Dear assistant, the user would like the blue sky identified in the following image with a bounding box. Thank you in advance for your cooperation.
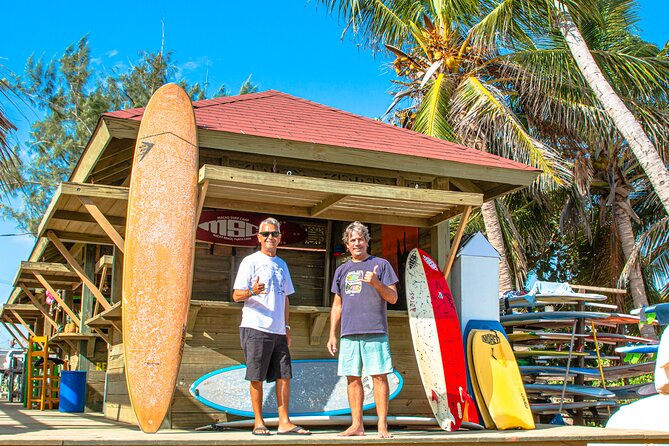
[1,0,667,346]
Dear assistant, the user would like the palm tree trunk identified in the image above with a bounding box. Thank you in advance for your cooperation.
[614,196,657,340]
[554,0,669,216]
[481,200,514,294]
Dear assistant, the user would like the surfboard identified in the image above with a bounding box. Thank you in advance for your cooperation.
[468,329,535,430]
[190,359,403,417]
[520,363,655,380]
[462,319,504,427]
[122,83,199,433]
[531,400,617,414]
[501,311,608,323]
[502,293,607,306]
[413,248,477,428]
[523,383,615,399]
[198,415,441,430]
[512,349,589,358]
[609,383,657,400]
[405,248,456,431]
[615,344,659,354]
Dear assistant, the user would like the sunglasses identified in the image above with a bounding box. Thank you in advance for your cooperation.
[258,231,281,238]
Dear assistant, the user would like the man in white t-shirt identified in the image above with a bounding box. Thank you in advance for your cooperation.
[232,217,310,436]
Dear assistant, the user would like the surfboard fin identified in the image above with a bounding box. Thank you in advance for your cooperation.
[431,389,439,403]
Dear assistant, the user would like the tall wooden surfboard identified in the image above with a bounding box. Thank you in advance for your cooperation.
[122,83,199,433]
[405,248,476,430]
[468,329,534,430]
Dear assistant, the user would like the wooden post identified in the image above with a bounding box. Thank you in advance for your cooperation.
[77,196,125,252]
[79,244,97,374]
[46,231,111,311]
[443,205,473,279]
[2,318,28,343]
[9,310,36,337]
[110,247,124,306]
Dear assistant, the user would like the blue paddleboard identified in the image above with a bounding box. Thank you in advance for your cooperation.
[190,359,403,417]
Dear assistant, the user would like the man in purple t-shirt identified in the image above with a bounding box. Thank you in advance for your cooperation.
[327,221,398,438]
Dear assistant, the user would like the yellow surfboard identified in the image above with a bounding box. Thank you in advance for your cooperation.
[122,83,199,433]
[466,329,495,429]
[468,329,534,430]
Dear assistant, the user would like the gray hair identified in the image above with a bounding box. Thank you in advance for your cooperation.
[259,217,281,232]
[342,221,370,244]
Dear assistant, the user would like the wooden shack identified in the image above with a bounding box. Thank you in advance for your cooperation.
[1,90,539,427]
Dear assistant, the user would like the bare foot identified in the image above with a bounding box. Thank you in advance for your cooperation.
[338,425,365,436]
[378,421,392,438]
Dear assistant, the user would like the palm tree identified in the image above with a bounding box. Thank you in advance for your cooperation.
[318,0,574,291]
[317,0,669,300]
[548,0,669,215]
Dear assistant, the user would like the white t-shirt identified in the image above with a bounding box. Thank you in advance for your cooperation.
[233,250,295,335]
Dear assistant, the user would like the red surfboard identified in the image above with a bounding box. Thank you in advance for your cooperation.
[415,249,478,428]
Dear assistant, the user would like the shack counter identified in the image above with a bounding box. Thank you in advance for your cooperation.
[2,90,540,427]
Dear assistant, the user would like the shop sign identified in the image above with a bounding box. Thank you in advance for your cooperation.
[196,210,324,248]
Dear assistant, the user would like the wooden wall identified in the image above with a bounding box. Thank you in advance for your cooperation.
[191,243,325,307]
[104,303,431,428]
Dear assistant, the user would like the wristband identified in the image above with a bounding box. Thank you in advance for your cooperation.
[249,288,257,297]
[285,325,291,330]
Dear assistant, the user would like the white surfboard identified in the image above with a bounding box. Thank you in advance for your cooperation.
[196,415,485,431]
[404,249,454,431]
[190,359,403,417]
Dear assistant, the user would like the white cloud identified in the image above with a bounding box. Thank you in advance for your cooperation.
[107,49,119,58]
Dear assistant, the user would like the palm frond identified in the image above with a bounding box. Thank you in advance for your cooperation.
[451,76,572,189]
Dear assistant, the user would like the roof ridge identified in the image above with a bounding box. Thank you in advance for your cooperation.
[193,90,281,109]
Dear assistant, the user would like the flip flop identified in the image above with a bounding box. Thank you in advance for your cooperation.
[252,426,271,436]
[277,425,311,435]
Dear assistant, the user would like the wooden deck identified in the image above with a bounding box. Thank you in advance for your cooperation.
[2,402,669,446]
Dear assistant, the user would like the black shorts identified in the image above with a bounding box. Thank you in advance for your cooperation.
[240,327,292,382]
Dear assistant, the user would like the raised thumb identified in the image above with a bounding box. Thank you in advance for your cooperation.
[373,265,379,274]
[255,276,260,283]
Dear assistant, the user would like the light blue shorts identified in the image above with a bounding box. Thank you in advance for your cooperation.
[338,334,393,377]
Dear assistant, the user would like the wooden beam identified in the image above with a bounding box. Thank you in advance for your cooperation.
[192,129,540,186]
[52,210,126,227]
[2,318,28,343]
[204,197,431,227]
[201,165,484,207]
[71,119,113,183]
[91,327,110,344]
[185,304,201,339]
[309,313,329,346]
[310,194,347,217]
[45,231,117,245]
[19,284,59,328]
[443,205,473,280]
[77,196,125,252]
[196,180,209,225]
[32,272,81,327]
[46,231,112,311]
[449,177,483,193]
[9,310,36,337]
[1,321,26,348]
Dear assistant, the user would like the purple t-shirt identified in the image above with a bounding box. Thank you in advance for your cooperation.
[331,256,399,336]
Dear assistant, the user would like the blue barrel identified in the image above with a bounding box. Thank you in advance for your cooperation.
[59,370,87,412]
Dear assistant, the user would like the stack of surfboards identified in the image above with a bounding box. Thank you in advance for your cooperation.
[499,289,660,422]
[404,248,478,431]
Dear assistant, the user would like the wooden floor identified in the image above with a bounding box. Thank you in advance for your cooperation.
[2,402,669,446]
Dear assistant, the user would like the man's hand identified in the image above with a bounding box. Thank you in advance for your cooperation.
[286,329,292,347]
[326,336,338,356]
[251,275,266,295]
[363,265,380,286]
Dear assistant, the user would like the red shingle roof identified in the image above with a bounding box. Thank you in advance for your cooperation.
[104,90,538,173]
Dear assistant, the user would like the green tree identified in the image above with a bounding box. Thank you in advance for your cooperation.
[0,72,20,196]
[2,36,257,233]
